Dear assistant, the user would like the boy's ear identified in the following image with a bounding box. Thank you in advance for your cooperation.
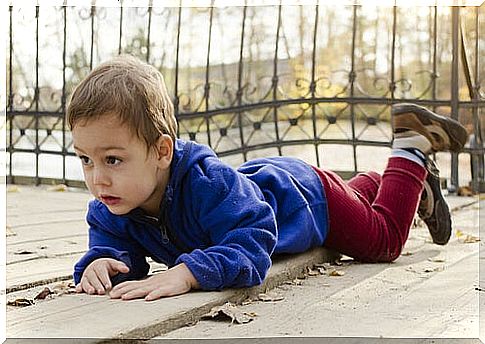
[154,134,173,168]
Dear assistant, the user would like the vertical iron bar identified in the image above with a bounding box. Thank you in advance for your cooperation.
[390,4,397,100]
[35,5,40,185]
[311,4,320,167]
[450,6,460,190]
[236,5,247,162]
[471,6,483,190]
[146,1,152,62]
[174,2,182,136]
[90,4,95,69]
[350,5,358,174]
[429,5,438,163]
[204,4,214,147]
[118,1,123,55]
[431,5,437,101]
[62,4,67,183]
[8,5,13,183]
[272,3,282,156]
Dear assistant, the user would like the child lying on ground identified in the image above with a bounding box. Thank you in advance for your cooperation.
[68,55,468,301]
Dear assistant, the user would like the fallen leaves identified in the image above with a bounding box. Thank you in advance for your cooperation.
[457,186,474,197]
[257,291,284,302]
[328,269,346,277]
[405,265,444,274]
[47,184,68,192]
[456,230,480,243]
[34,287,53,300]
[310,263,346,277]
[7,185,20,193]
[14,249,35,255]
[202,303,257,324]
[428,257,446,263]
[7,281,76,308]
[6,225,16,237]
[7,298,34,307]
[284,278,303,286]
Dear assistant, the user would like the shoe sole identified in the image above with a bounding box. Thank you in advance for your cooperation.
[392,103,468,152]
[419,159,452,245]
[425,198,452,245]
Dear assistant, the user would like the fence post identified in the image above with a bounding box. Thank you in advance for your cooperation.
[450,6,460,192]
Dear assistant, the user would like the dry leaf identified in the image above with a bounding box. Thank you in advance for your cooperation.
[285,278,303,286]
[457,186,473,197]
[48,184,68,192]
[6,225,16,237]
[34,287,53,300]
[14,249,35,255]
[428,257,446,263]
[457,230,480,243]
[258,291,284,302]
[317,267,326,275]
[328,269,345,277]
[53,281,76,295]
[7,185,20,193]
[424,266,444,273]
[7,298,34,307]
[463,235,480,243]
[306,266,320,276]
[202,303,256,324]
[402,251,414,256]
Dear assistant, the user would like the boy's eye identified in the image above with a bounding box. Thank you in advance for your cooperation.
[106,156,122,165]
[79,156,92,165]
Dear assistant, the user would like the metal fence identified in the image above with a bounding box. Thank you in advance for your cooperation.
[5,3,485,191]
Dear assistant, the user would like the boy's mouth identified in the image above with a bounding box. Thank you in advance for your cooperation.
[100,195,121,206]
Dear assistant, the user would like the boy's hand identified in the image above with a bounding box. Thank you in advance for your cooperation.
[75,258,130,295]
[109,263,199,301]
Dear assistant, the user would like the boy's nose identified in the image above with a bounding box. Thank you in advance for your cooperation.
[92,167,111,186]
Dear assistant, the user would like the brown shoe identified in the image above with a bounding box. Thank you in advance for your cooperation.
[392,103,468,153]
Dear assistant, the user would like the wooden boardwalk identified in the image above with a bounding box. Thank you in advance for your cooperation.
[5,185,481,342]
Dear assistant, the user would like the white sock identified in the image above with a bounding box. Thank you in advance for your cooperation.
[392,131,432,153]
[391,148,426,167]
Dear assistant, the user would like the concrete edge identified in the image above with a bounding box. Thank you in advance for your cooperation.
[109,247,340,342]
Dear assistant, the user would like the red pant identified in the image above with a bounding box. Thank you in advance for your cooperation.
[313,157,427,262]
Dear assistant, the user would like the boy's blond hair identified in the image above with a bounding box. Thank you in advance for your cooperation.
[67,55,177,147]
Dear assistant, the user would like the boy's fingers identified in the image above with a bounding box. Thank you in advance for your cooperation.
[82,279,96,295]
[94,266,112,291]
[109,281,133,298]
[107,260,130,275]
[145,289,167,301]
[84,269,105,295]
[120,288,149,300]
[75,284,83,293]
[109,281,142,299]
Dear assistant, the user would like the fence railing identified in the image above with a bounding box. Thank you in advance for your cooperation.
[5,3,485,191]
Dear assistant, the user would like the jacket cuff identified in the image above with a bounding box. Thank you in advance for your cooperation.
[175,251,223,291]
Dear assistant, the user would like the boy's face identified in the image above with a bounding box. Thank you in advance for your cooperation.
[71,113,172,217]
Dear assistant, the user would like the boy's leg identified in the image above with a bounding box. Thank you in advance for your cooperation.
[318,103,468,262]
[347,171,381,203]
[316,158,426,262]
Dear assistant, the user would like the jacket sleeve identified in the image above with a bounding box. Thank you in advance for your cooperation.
[175,163,278,290]
[73,201,150,285]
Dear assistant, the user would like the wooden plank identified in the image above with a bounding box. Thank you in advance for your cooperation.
[7,221,88,246]
[7,236,87,265]
[6,254,84,291]
[6,248,336,341]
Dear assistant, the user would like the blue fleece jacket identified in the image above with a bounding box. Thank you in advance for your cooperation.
[73,139,329,290]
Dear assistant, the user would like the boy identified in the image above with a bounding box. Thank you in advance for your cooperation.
[68,55,468,301]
